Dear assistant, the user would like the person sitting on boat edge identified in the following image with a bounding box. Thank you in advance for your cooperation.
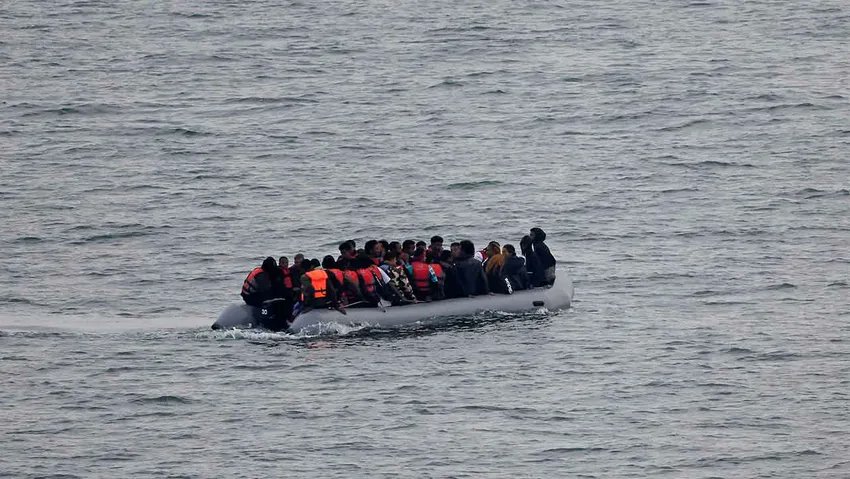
[354,252,391,306]
[288,253,307,297]
[241,257,286,305]
[437,249,463,299]
[410,247,440,301]
[337,240,356,270]
[454,240,490,297]
[300,259,340,312]
[382,250,417,304]
[400,239,415,264]
[483,241,510,294]
[427,235,443,262]
[530,227,556,286]
[520,235,544,287]
[364,239,384,266]
[242,257,291,330]
[324,255,361,307]
[501,244,530,292]
[426,251,446,300]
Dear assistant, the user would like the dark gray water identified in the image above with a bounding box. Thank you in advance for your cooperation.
[2,1,849,477]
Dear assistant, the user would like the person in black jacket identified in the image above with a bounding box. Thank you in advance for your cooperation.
[530,227,556,286]
[454,240,490,297]
[242,257,291,330]
[501,244,530,291]
[520,235,544,287]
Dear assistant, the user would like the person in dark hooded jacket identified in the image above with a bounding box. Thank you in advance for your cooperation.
[501,244,530,291]
[241,257,286,306]
[520,235,543,287]
[453,240,490,296]
[530,227,556,286]
[242,257,292,330]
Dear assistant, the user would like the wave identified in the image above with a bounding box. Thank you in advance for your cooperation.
[446,180,504,190]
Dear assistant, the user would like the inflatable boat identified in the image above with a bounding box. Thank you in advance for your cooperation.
[212,272,573,334]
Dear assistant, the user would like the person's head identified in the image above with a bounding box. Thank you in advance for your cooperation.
[364,240,381,258]
[278,256,289,268]
[487,241,501,257]
[310,258,321,269]
[293,253,305,266]
[430,235,444,250]
[262,256,277,273]
[402,240,416,254]
[460,240,475,256]
[384,250,399,266]
[379,239,389,252]
[388,241,401,254]
[520,235,533,255]
[355,252,373,269]
[503,244,516,256]
[322,255,337,270]
[530,227,547,243]
[416,240,427,250]
[347,239,356,250]
[439,250,453,263]
[339,241,356,258]
[302,260,314,272]
[450,242,461,258]
[411,247,426,262]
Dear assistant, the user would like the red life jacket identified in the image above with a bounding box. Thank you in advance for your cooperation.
[326,268,344,287]
[341,270,360,300]
[357,268,378,297]
[371,257,381,266]
[411,262,431,296]
[279,267,293,289]
[431,263,444,282]
[242,267,263,296]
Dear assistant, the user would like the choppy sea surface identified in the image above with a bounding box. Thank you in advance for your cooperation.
[2,1,849,477]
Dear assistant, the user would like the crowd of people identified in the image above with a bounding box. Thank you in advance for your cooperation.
[240,227,557,330]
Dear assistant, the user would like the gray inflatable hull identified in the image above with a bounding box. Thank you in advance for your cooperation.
[212,273,573,334]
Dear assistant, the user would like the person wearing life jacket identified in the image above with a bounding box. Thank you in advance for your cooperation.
[242,257,287,306]
[354,253,391,305]
[364,239,384,266]
[427,235,444,263]
[323,255,359,306]
[409,247,439,301]
[400,239,416,265]
[336,240,357,270]
[300,260,339,311]
[278,256,294,292]
[242,257,291,330]
[427,254,446,301]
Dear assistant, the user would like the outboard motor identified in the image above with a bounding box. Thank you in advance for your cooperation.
[259,298,296,332]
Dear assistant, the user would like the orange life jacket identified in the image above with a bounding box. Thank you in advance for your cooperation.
[303,269,328,300]
[411,262,431,295]
[242,267,263,295]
